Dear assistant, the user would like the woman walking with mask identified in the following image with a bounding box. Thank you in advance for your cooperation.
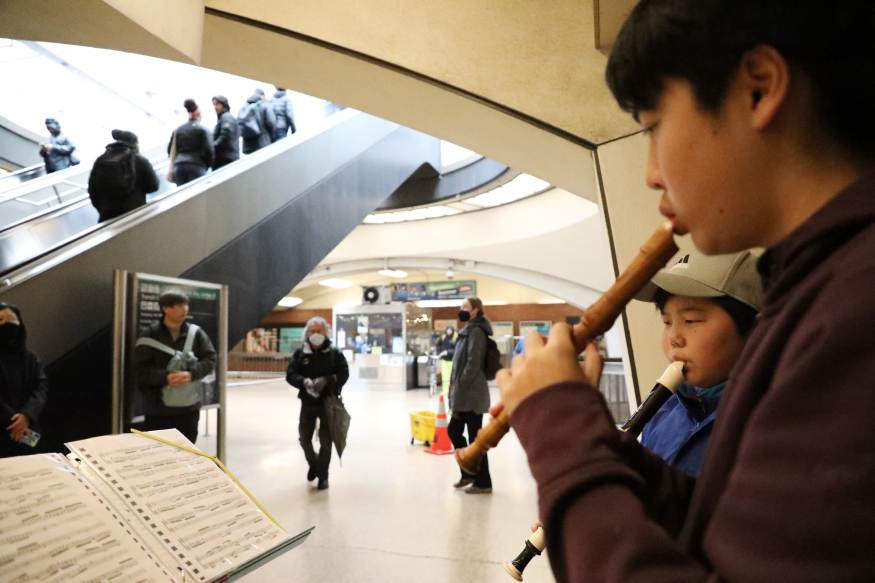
[447,297,493,493]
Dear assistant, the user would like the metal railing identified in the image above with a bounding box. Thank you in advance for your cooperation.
[228,352,293,376]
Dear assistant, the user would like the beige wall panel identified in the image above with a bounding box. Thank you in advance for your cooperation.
[597,132,695,398]
[207,0,640,144]
[593,0,639,50]
[103,0,205,64]
[0,0,198,63]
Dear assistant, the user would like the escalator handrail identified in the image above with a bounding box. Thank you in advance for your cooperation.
[0,153,170,236]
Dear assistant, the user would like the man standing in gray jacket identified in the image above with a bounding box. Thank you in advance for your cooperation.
[269,88,296,142]
[238,89,276,154]
[448,296,493,494]
[40,118,76,173]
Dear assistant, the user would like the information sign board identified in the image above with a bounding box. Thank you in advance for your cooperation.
[391,280,476,302]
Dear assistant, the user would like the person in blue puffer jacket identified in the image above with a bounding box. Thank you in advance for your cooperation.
[633,249,763,476]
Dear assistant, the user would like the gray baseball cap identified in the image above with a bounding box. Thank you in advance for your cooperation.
[634,249,763,310]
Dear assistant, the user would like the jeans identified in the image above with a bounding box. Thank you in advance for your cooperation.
[299,404,332,479]
[173,162,207,186]
[447,410,492,487]
[142,411,200,444]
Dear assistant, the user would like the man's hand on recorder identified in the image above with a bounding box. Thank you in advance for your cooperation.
[496,323,603,416]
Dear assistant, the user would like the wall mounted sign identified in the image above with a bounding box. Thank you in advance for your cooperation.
[391,280,477,301]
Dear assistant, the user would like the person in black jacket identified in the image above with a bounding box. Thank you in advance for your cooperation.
[286,317,349,490]
[211,95,240,170]
[133,290,217,443]
[238,89,276,155]
[88,130,159,222]
[168,98,214,185]
[269,88,296,142]
[0,302,48,458]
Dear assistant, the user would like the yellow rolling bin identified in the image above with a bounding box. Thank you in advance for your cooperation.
[409,410,436,446]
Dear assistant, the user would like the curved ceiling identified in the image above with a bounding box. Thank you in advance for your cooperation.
[0,1,641,203]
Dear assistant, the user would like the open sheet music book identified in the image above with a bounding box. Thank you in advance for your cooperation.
[0,429,311,583]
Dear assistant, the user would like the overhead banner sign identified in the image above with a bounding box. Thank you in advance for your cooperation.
[391,281,477,302]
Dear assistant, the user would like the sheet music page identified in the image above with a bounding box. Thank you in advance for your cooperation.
[0,453,177,583]
[66,451,182,578]
[67,430,288,583]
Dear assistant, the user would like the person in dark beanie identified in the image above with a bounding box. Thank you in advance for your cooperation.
[134,290,216,443]
[40,117,77,173]
[269,87,296,142]
[88,129,159,222]
[211,95,240,170]
[238,88,276,154]
[0,302,48,458]
[168,98,214,185]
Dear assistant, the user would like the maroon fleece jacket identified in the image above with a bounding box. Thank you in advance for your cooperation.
[512,173,875,582]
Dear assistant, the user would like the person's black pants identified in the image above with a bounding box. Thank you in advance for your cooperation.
[299,404,332,480]
[142,411,200,444]
[447,410,492,487]
[173,162,208,186]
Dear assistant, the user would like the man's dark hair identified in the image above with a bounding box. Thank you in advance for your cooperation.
[654,288,758,338]
[183,98,198,113]
[606,0,875,158]
[159,290,189,309]
[212,95,230,111]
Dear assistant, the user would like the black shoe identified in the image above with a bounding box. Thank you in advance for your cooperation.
[453,477,475,489]
[307,467,316,482]
[465,486,492,494]
[317,478,329,490]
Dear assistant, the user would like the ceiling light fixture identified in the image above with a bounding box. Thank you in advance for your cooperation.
[379,259,407,279]
[278,297,303,308]
[319,278,354,289]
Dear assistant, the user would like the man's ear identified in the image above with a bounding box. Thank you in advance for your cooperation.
[737,45,790,130]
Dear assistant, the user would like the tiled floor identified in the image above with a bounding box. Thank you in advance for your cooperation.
[204,379,556,582]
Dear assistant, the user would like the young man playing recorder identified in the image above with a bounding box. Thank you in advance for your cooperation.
[497,1,875,581]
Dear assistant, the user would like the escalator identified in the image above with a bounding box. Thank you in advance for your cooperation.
[0,108,440,450]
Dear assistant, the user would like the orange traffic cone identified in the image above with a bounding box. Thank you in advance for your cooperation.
[425,395,454,455]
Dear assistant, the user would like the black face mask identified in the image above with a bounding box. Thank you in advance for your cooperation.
[458,310,471,322]
[0,322,21,348]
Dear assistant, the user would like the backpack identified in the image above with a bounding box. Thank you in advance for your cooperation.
[135,324,203,408]
[484,336,503,381]
[237,102,262,139]
[90,145,136,200]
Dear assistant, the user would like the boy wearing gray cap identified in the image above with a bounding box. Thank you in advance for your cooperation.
[634,250,762,476]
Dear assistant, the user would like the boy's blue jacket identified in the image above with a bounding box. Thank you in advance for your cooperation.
[640,381,726,476]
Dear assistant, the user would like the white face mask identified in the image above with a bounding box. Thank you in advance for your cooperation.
[309,333,325,348]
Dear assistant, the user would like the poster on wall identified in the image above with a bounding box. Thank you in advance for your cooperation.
[391,280,476,302]
[279,326,305,353]
[434,319,457,332]
[491,322,514,339]
[519,320,552,338]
